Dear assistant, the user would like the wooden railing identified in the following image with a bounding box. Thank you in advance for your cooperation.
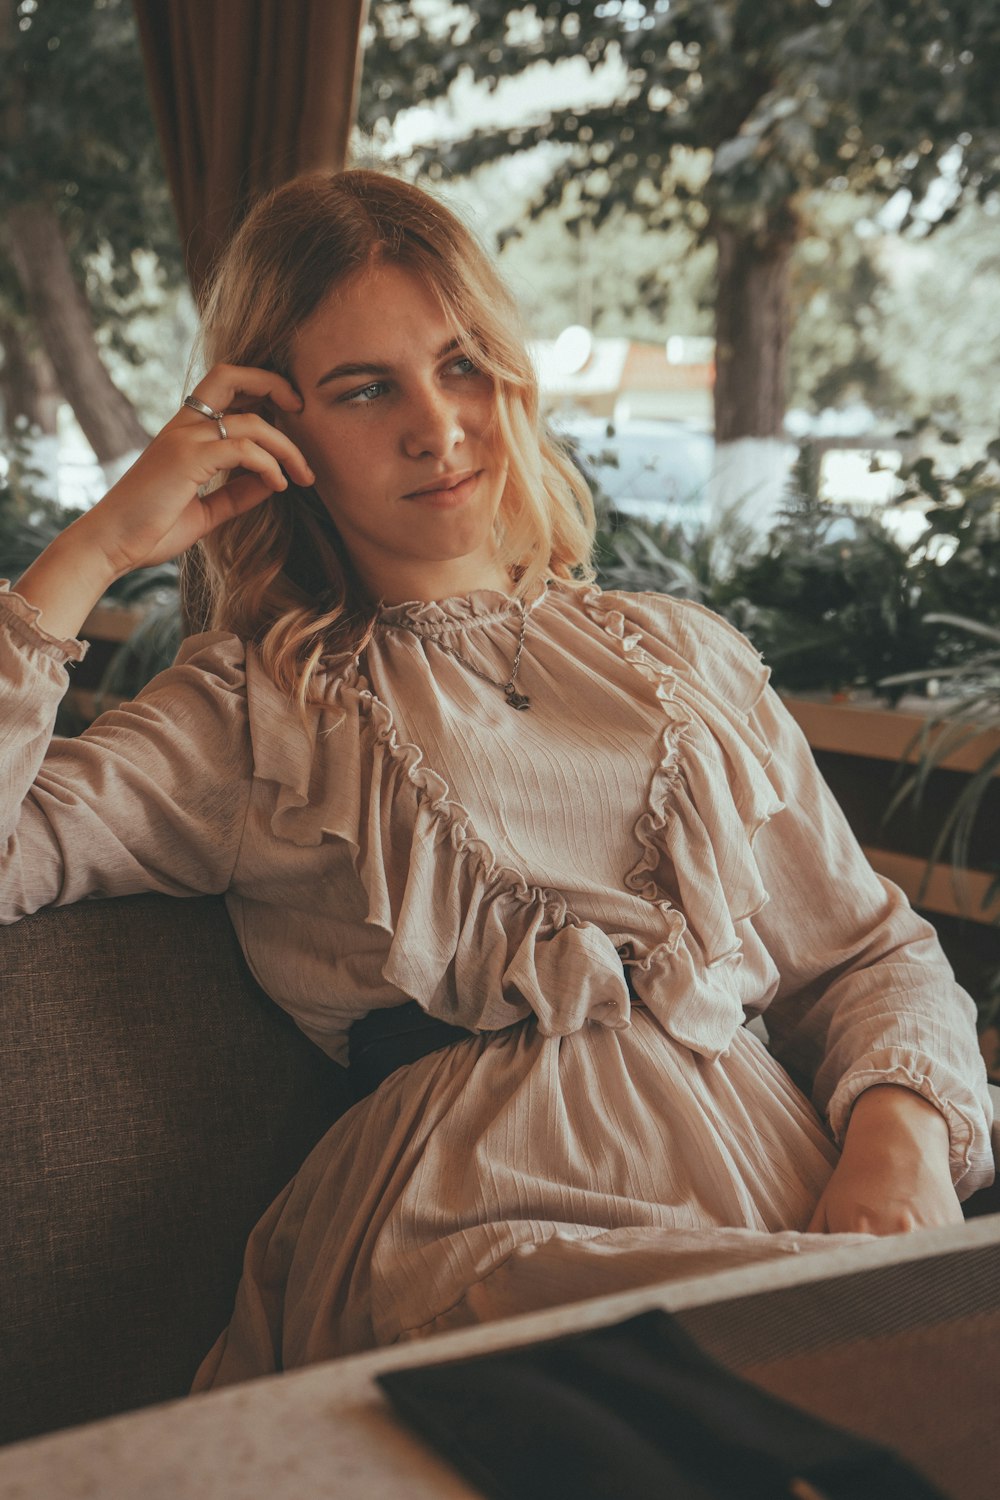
[783,694,1000,927]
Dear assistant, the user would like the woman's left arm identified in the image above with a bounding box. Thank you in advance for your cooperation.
[808,1083,962,1233]
[747,685,995,1217]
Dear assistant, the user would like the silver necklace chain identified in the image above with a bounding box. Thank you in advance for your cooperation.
[383,602,531,710]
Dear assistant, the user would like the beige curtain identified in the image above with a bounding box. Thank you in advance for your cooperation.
[133,0,368,298]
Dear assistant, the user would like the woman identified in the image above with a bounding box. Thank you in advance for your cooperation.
[2,170,993,1388]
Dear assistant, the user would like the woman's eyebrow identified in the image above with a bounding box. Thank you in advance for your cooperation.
[315,337,462,389]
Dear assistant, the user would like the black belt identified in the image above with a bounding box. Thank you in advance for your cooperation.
[348,964,640,1102]
[348,1000,484,1100]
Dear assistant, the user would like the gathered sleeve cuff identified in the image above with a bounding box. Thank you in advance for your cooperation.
[826,1053,984,1193]
[1,582,90,835]
[0,578,88,710]
[0,579,90,664]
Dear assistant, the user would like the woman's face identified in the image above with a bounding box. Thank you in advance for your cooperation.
[284,262,511,604]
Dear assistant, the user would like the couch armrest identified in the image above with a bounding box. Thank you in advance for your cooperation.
[1,893,353,1444]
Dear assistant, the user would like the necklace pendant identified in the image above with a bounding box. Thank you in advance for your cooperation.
[505,686,531,711]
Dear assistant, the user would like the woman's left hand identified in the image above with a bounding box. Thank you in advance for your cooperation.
[808,1083,964,1235]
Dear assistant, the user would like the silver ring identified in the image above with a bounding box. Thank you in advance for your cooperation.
[216,417,228,441]
[183,394,226,422]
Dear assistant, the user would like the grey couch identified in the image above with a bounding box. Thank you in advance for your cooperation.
[2,893,997,1447]
[1,893,351,1445]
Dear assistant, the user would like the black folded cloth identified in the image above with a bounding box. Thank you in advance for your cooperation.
[378,1309,948,1500]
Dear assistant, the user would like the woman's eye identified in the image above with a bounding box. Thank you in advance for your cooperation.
[344,380,389,405]
[450,355,480,377]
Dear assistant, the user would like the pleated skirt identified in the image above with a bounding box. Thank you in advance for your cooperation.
[193,1011,873,1390]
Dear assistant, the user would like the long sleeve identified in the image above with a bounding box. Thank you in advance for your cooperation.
[0,583,253,923]
[749,683,994,1196]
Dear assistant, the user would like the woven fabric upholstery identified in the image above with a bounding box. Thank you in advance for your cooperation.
[0,893,351,1444]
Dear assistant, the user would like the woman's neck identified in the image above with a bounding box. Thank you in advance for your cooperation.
[358,556,513,607]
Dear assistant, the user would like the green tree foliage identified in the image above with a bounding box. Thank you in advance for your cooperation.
[1,0,180,335]
[786,193,903,417]
[496,198,715,339]
[363,0,1000,233]
[360,1,1000,441]
[870,203,1000,431]
[0,0,182,458]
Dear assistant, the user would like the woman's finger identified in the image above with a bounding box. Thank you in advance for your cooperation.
[185,362,303,419]
[186,411,315,489]
[208,436,293,495]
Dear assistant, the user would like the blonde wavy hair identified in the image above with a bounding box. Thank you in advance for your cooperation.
[187,168,597,707]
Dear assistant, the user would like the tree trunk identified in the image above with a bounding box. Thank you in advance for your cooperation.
[707,215,800,538]
[4,201,149,465]
[712,217,797,444]
[0,311,61,436]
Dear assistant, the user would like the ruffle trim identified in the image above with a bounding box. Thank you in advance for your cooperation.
[247,584,789,1060]
[377,579,550,638]
[247,650,632,1039]
[573,585,786,1057]
[0,581,89,663]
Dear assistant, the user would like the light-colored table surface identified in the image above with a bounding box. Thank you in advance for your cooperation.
[2,1215,999,1500]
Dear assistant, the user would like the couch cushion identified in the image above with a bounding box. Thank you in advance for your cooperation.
[0,893,351,1443]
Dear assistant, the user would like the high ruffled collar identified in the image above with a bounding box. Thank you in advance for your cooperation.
[377,580,551,637]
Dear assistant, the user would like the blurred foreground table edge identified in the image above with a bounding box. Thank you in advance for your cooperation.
[2,1214,998,1500]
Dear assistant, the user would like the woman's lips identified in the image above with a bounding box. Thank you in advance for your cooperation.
[404,471,482,507]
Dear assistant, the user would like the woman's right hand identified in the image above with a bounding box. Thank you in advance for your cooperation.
[14,365,315,644]
[77,364,315,580]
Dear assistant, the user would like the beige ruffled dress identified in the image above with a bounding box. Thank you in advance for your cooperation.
[0,578,993,1388]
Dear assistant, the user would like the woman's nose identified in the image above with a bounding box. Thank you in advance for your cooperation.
[401,388,465,459]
